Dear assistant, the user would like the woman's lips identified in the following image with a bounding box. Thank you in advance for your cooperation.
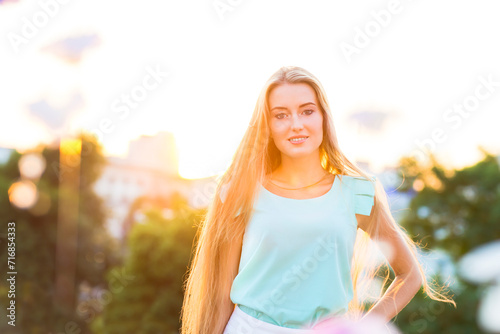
[288,136,308,144]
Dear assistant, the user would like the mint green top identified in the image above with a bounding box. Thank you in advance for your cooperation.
[221,175,377,329]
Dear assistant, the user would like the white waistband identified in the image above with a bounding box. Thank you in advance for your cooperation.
[223,305,319,334]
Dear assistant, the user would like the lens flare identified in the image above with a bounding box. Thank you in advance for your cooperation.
[458,240,500,284]
[8,180,38,209]
[60,138,82,155]
[412,179,424,192]
[478,284,500,332]
[18,152,46,179]
[374,239,395,264]
[312,312,401,333]
[458,240,500,332]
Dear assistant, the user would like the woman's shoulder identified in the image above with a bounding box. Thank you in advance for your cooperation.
[337,173,377,182]
[338,174,377,216]
[337,173,374,178]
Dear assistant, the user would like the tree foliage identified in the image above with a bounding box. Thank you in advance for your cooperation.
[0,132,120,334]
[91,195,201,334]
[393,150,500,333]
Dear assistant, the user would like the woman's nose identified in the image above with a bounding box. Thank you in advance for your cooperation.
[291,114,304,130]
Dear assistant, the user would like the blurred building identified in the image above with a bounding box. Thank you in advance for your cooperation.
[121,131,179,177]
[93,131,219,240]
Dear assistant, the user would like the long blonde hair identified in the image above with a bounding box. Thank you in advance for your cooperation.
[180,66,455,334]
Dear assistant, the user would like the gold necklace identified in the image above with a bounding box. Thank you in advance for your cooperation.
[267,171,331,190]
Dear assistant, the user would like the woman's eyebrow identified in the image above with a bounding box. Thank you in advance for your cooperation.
[270,102,316,112]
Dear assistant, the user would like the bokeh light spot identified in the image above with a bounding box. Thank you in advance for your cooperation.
[18,152,46,179]
[412,179,424,192]
[458,240,500,284]
[478,284,500,332]
[8,180,38,209]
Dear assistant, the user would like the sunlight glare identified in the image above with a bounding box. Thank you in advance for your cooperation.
[18,152,46,179]
[8,180,38,209]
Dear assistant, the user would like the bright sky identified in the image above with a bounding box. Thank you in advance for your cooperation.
[1,0,499,179]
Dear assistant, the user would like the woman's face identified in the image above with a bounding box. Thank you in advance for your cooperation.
[268,83,324,159]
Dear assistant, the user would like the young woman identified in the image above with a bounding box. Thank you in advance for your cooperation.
[180,66,455,334]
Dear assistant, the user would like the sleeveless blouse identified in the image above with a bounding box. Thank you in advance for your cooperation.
[219,175,377,329]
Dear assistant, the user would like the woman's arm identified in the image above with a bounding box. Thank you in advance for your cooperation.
[356,196,424,323]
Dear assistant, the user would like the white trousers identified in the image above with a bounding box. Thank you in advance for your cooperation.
[223,305,318,334]
[223,305,398,334]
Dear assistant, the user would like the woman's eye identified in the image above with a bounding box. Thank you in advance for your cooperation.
[275,110,313,119]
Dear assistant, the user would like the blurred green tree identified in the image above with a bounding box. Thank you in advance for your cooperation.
[90,194,201,334]
[392,149,500,333]
[0,132,120,334]
[398,149,500,260]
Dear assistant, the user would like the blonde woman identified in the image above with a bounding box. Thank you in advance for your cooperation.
[180,66,455,334]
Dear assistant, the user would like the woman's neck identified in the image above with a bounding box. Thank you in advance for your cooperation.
[270,155,328,187]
